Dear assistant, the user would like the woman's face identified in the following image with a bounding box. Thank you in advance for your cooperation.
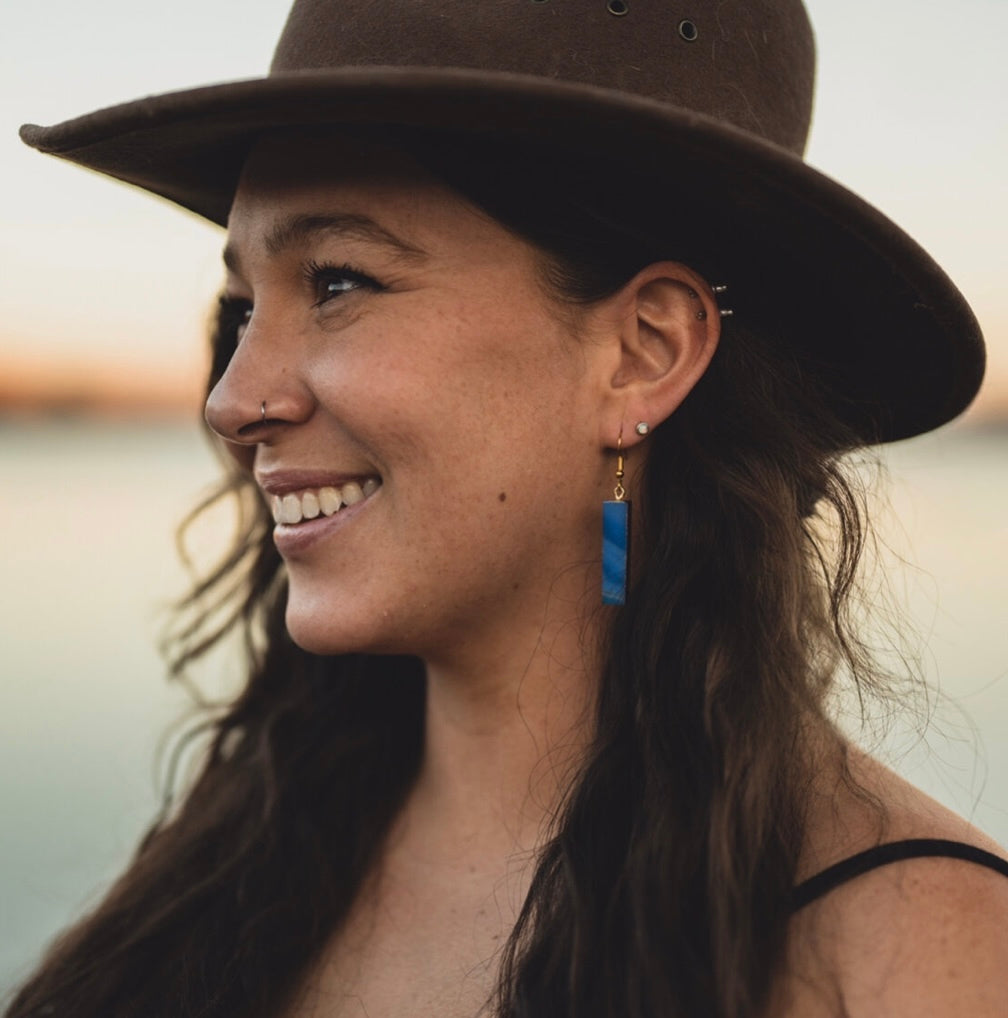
[206,135,614,660]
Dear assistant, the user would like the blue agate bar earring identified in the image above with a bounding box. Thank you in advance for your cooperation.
[602,432,631,605]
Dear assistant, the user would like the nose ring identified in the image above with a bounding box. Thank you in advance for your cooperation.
[260,400,267,423]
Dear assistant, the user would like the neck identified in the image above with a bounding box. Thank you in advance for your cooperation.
[403,572,602,863]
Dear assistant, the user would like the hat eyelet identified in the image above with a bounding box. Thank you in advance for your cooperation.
[607,0,629,16]
[678,19,699,42]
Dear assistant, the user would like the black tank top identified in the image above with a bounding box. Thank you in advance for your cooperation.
[792,838,1008,912]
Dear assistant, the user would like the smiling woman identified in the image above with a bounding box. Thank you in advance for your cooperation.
[209,135,625,661]
[9,1,1008,1017]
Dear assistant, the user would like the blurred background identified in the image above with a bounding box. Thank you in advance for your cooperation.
[2,0,1006,997]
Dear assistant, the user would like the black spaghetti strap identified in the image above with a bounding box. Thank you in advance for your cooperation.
[792,838,1008,912]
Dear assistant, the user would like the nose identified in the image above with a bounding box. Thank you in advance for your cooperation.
[204,311,314,450]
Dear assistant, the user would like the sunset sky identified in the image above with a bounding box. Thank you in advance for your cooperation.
[2,0,1006,420]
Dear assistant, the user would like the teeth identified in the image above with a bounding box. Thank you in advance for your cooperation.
[301,492,320,519]
[269,479,380,525]
[341,481,364,506]
[280,494,302,525]
[318,486,342,515]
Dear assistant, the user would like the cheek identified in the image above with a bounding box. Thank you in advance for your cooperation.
[454,310,590,434]
[308,291,595,496]
[353,305,556,420]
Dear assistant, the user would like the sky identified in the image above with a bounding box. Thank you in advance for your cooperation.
[1,0,1006,419]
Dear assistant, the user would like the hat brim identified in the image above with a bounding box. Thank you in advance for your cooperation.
[20,67,984,443]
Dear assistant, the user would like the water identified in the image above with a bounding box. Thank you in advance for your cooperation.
[1,419,1006,994]
[0,419,225,995]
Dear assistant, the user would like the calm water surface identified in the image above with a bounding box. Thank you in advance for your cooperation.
[1,419,1006,994]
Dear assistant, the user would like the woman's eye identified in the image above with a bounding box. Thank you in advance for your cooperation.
[211,295,253,381]
[217,296,252,337]
[304,260,380,307]
[216,295,253,344]
[233,306,252,342]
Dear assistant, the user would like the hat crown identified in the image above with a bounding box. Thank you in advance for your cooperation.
[270,0,816,155]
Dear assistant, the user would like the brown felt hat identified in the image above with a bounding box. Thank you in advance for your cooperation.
[19,0,984,443]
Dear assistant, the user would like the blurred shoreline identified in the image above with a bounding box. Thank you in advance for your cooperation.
[2,352,1007,428]
[0,350,207,422]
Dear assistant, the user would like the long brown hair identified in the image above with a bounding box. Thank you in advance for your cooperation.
[5,133,883,1018]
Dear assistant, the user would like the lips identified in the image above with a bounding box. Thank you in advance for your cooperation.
[268,477,381,525]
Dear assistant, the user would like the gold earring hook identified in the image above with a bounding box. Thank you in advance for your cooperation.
[614,428,626,501]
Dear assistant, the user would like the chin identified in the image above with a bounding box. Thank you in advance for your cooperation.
[284,593,398,658]
[285,607,360,657]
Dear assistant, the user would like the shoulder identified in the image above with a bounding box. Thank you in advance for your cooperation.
[801,842,1008,1017]
[779,744,1008,1018]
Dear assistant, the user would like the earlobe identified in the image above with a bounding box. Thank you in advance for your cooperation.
[602,262,721,444]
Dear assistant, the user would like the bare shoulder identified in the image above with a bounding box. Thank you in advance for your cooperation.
[776,744,1008,1018]
[831,850,1008,1016]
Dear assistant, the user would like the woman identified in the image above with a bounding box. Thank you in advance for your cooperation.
[11,0,1008,1016]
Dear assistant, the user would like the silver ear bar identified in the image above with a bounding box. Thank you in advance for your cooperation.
[693,283,734,321]
[713,284,733,318]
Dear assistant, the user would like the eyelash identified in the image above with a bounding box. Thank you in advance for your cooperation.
[213,262,380,365]
[302,259,381,307]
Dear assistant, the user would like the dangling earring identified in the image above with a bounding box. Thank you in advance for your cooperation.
[602,431,631,605]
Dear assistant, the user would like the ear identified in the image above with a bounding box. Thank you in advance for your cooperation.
[598,262,721,447]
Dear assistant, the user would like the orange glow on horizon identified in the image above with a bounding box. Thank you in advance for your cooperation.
[2,341,1006,424]
[0,347,207,419]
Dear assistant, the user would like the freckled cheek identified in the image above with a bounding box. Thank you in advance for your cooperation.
[318,304,580,474]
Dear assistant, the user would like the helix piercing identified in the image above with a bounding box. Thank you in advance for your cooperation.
[712,283,734,318]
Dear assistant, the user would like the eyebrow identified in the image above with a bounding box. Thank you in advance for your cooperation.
[222,211,427,273]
